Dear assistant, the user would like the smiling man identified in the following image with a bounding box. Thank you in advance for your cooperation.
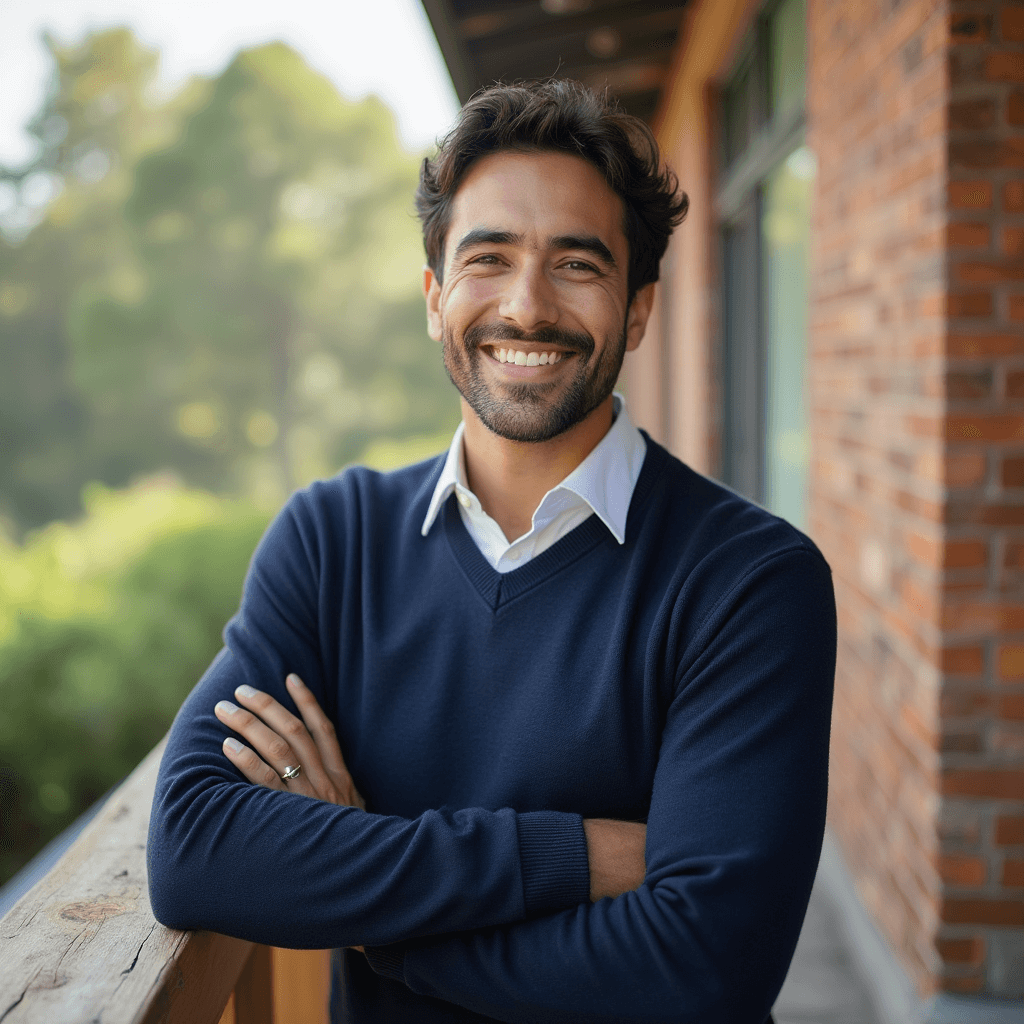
[148,81,836,1024]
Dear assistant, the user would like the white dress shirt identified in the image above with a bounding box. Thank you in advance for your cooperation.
[421,393,647,573]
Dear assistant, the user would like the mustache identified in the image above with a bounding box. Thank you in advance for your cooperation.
[463,322,594,358]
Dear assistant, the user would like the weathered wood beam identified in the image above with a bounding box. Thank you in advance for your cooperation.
[464,4,684,55]
[0,738,252,1024]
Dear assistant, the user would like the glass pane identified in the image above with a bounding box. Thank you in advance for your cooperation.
[762,144,815,529]
[724,62,752,167]
[769,0,806,119]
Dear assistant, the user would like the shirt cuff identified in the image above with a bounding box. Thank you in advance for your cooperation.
[515,810,591,916]
[363,944,406,984]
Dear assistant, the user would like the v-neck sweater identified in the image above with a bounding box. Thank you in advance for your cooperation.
[148,436,836,1024]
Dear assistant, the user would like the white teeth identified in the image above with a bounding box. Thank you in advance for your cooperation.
[492,348,564,365]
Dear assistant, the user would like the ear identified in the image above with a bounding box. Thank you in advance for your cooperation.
[624,282,656,352]
[424,266,443,342]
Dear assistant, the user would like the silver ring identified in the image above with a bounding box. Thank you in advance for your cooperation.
[281,764,302,781]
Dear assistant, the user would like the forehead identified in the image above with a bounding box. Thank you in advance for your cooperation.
[447,150,626,253]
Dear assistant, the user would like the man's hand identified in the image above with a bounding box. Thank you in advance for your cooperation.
[583,819,646,901]
[215,673,364,808]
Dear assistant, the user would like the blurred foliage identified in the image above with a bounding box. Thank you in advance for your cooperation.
[0,28,458,532]
[0,478,270,884]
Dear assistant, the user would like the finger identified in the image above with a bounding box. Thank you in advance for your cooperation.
[229,685,337,800]
[215,698,318,797]
[286,675,364,807]
[222,736,287,791]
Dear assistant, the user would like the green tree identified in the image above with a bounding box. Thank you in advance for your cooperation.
[0,29,200,530]
[72,41,456,503]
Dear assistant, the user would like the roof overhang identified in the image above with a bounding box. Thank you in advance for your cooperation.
[420,0,691,124]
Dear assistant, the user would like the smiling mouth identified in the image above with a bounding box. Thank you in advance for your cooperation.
[487,346,567,366]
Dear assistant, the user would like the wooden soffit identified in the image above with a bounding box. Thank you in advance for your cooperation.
[420,0,692,124]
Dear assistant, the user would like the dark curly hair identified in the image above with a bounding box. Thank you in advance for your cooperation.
[416,79,689,303]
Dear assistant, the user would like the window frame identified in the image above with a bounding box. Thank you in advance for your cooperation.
[716,0,807,502]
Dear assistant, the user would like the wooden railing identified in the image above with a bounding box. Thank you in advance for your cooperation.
[0,739,331,1024]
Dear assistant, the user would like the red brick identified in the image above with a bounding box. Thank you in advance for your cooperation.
[1001,694,1024,720]
[951,13,991,43]
[947,414,1024,442]
[942,897,1024,926]
[997,815,1024,845]
[951,138,1024,169]
[949,222,992,248]
[1011,90,1024,127]
[950,98,997,131]
[946,453,988,487]
[956,261,1024,284]
[949,181,992,208]
[1004,5,1024,43]
[987,53,1024,81]
[941,686,993,716]
[1004,227,1024,257]
[1004,455,1024,485]
[946,540,988,569]
[1006,542,1024,568]
[936,935,985,966]
[948,369,992,399]
[944,645,985,675]
[943,769,1024,799]
[938,854,987,887]
[1008,371,1024,398]
[1002,644,1024,681]
[1006,181,1024,213]
[950,333,1024,358]
[948,292,993,317]
[1011,295,1024,321]
[1004,859,1024,887]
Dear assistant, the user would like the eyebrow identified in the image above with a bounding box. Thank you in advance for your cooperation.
[451,228,618,269]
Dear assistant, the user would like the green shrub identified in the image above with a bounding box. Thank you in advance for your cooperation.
[0,479,269,884]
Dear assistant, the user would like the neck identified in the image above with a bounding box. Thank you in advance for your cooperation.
[460,395,615,542]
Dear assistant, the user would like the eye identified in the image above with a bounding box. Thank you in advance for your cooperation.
[561,259,599,273]
[468,253,502,266]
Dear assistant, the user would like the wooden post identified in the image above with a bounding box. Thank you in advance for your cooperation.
[271,948,332,1024]
[234,945,274,1024]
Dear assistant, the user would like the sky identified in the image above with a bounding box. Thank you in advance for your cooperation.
[0,0,461,168]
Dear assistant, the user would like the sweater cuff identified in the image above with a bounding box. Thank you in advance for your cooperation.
[363,945,406,984]
[515,810,591,916]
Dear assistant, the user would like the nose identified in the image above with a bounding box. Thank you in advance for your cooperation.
[497,262,558,332]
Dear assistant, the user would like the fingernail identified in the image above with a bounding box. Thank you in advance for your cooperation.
[224,737,243,753]
[235,685,257,699]
[286,674,301,688]
[215,700,238,715]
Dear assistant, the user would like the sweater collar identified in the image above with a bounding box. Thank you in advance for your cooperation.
[421,393,646,545]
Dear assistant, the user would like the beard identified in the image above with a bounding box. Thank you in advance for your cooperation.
[442,318,628,443]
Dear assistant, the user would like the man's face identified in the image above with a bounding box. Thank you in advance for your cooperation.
[424,150,650,443]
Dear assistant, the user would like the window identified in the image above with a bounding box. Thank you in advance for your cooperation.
[718,0,812,530]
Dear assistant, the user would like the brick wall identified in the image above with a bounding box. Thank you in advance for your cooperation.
[806,0,951,995]
[639,0,1024,1002]
[939,0,1024,996]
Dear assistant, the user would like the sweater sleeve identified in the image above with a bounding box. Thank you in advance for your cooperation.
[364,547,836,1023]
[146,488,590,949]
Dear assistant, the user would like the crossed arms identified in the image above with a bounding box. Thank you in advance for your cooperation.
[147,485,836,1023]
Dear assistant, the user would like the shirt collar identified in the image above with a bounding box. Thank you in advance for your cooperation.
[421,393,646,544]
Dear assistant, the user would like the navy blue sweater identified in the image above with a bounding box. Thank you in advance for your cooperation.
[147,438,835,1023]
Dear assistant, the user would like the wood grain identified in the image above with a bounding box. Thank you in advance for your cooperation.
[0,738,253,1024]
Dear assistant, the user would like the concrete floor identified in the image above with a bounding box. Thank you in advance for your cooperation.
[774,880,884,1024]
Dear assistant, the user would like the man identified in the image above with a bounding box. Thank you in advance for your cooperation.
[148,80,835,1024]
